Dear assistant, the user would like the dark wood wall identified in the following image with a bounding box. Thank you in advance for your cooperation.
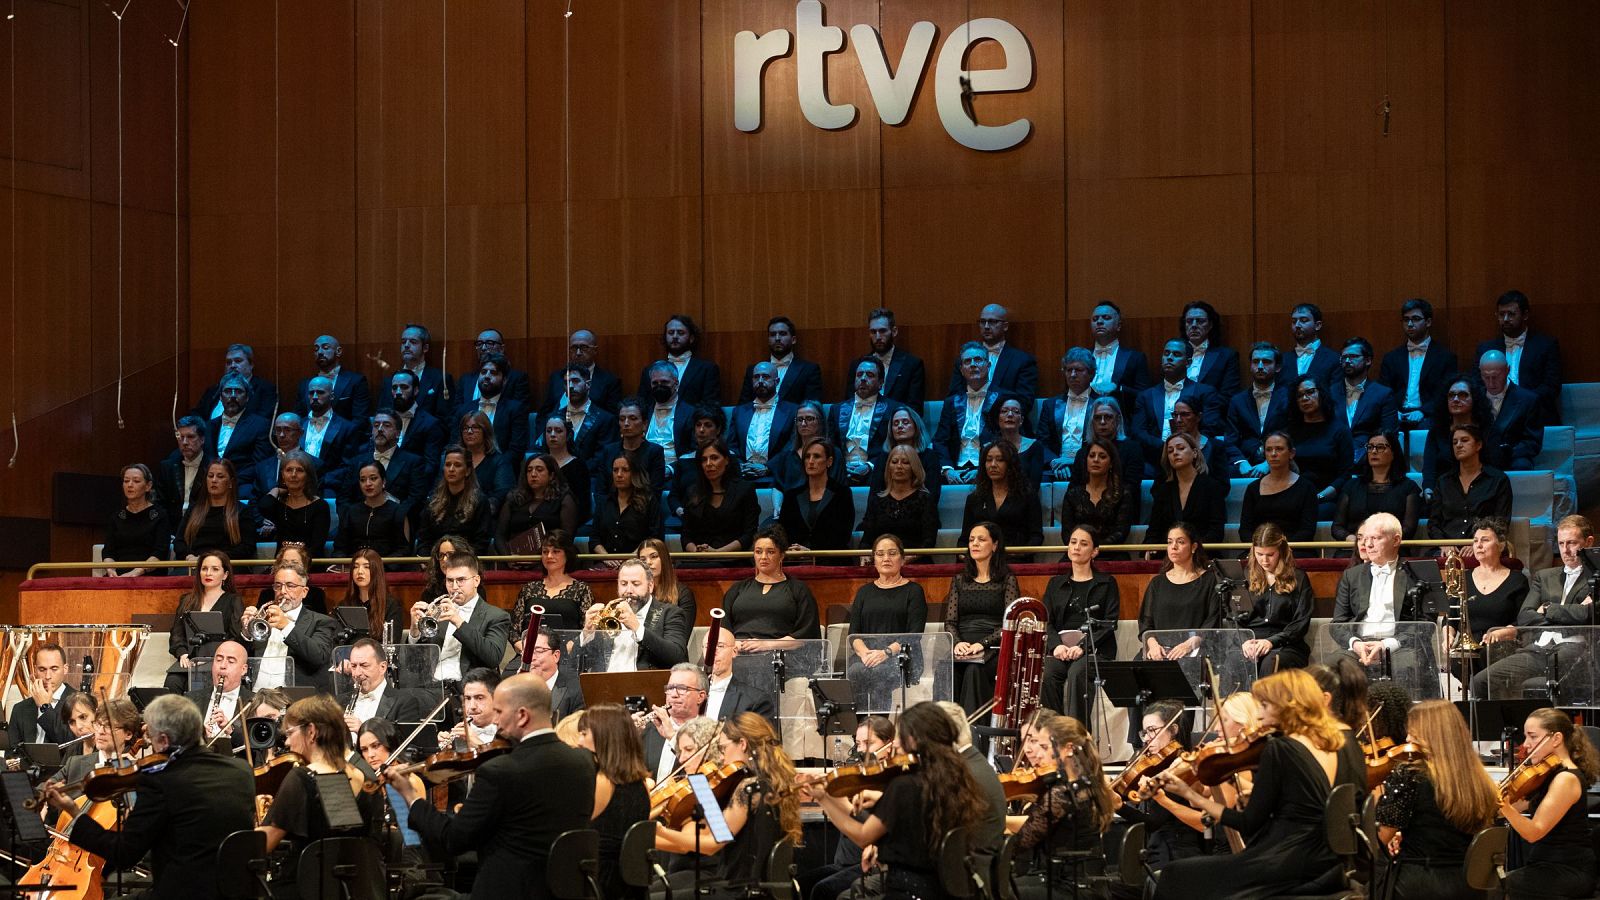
[3,0,1598,583]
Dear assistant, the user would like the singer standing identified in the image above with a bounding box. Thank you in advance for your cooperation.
[409,550,511,683]
[1039,526,1118,722]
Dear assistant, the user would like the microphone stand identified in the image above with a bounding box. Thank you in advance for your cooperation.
[895,646,911,716]
[1078,604,1107,756]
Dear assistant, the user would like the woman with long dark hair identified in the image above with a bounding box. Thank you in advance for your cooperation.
[590,452,663,557]
[1071,397,1144,489]
[960,440,1042,551]
[1332,430,1420,543]
[1421,375,1494,494]
[1012,715,1117,895]
[1500,707,1600,897]
[538,414,592,526]
[946,521,1021,714]
[420,533,469,601]
[334,460,409,558]
[1139,523,1219,661]
[1464,516,1527,644]
[680,439,760,554]
[339,548,404,633]
[778,437,856,555]
[497,453,578,553]
[1284,376,1353,509]
[166,550,244,691]
[1237,523,1314,674]
[415,446,493,555]
[637,538,696,621]
[510,529,594,642]
[256,449,329,555]
[1059,438,1138,552]
[805,702,987,900]
[176,458,260,562]
[578,704,652,900]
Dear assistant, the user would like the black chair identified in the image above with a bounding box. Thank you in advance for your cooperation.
[619,819,664,895]
[758,836,798,900]
[936,825,980,900]
[216,829,270,900]
[1268,782,1361,900]
[547,828,602,900]
[296,836,386,900]
[992,831,1024,900]
[1463,825,1509,894]
[1115,822,1148,889]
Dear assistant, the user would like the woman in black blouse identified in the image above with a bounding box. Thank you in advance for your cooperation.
[846,534,929,711]
[722,525,822,645]
[1284,375,1353,509]
[578,704,652,900]
[869,405,943,503]
[1139,522,1220,661]
[637,538,697,622]
[991,395,1045,486]
[1071,397,1145,488]
[1421,375,1495,494]
[591,452,664,557]
[1009,715,1117,895]
[1238,523,1314,674]
[1237,431,1318,544]
[175,459,260,562]
[1376,699,1500,900]
[681,439,760,555]
[334,460,409,558]
[1059,438,1138,554]
[339,547,405,634]
[459,410,514,512]
[1499,708,1600,898]
[100,463,170,577]
[497,453,579,554]
[960,440,1043,552]
[778,437,856,556]
[770,401,844,494]
[415,446,494,556]
[538,414,592,527]
[1427,424,1513,543]
[1463,516,1528,645]
[511,529,594,640]
[1040,526,1119,722]
[1146,433,1226,552]
[946,521,1022,715]
[256,450,330,556]
[1332,430,1420,543]
[166,550,245,691]
[857,443,939,553]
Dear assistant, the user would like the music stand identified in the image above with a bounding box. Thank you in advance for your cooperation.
[17,743,67,773]
[808,679,857,764]
[1455,699,1544,766]
[128,686,176,711]
[333,606,371,644]
[1097,661,1199,747]
[578,670,673,709]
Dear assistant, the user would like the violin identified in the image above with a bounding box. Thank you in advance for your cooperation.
[651,761,719,824]
[81,751,169,803]
[1140,727,1276,801]
[1365,742,1427,790]
[657,763,752,829]
[1115,740,1183,803]
[253,751,305,795]
[1499,754,1563,805]
[820,754,919,798]
[366,738,513,792]
[1360,735,1396,760]
[1000,762,1058,802]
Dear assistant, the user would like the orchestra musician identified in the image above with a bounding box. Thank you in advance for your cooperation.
[186,638,250,748]
[524,626,586,722]
[935,700,1009,854]
[442,667,501,750]
[166,550,245,692]
[580,556,691,672]
[1499,708,1600,898]
[805,702,988,900]
[638,664,712,781]
[1039,525,1119,721]
[1116,700,1205,868]
[243,559,338,692]
[393,673,597,900]
[1011,715,1117,898]
[355,718,427,860]
[7,642,77,748]
[337,637,429,735]
[798,716,896,900]
[50,697,141,797]
[409,549,512,684]
[41,694,255,900]
[576,704,652,900]
[1146,692,1262,851]
[1150,669,1365,899]
[1237,523,1315,674]
[58,693,100,757]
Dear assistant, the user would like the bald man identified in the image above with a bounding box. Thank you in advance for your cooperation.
[541,328,624,416]
[295,333,372,420]
[1477,350,1543,471]
[395,673,595,900]
[944,303,1039,405]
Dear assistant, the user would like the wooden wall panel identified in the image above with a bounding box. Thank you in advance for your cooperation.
[187,1,274,218]
[355,1,443,211]
[87,204,184,388]
[8,0,89,199]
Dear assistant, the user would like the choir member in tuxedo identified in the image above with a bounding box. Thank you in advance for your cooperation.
[1476,289,1563,425]
[455,328,533,405]
[934,342,1003,485]
[831,356,900,485]
[157,416,212,527]
[541,329,624,415]
[547,366,617,467]
[1275,303,1340,390]
[1087,300,1152,416]
[641,361,697,479]
[380,323,449,416]
[294,334,372,421]
[340,412,426,519]
[641,314,722,408]
[1237,524,1315,673]
[1226,342,1292,477]
[192,343,279,420]
[455,353,531,462]
[1041,347,1097,480]
[943,303,1039,405]
[1133,339,1223,476]
[1180,300,1241,397]
[739,315,824,404]
[207,373,273,470]
[1379,298,1459,430]
[862,307,926,406]
[1477,350,1544,472]
[729,362,797,484]
[1332,338,1399,466]
[387,369,448,480]
[299,375,359,486]
[1471,515,1596,699]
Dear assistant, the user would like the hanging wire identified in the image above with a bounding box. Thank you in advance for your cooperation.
[6,0,17,466]
[169,0,187,427]
[272,0,280,399]
[112,0,133,429]
[562,1,572,340]
[440,0,448,392]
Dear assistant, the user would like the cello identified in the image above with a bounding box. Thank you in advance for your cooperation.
[23,738,157,900]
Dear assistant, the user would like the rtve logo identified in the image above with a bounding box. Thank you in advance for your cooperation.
[733,0,1035,152]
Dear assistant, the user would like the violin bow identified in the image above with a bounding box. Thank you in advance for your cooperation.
[378,694,455,777]
[1359,702,1384,756]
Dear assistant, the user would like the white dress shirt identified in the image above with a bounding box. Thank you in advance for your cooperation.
[1059,391,1090,462]
[304,412,332,457]
[600,599,652,673]
[984,341,1005,384]
[771,354,794,391]
[1536,567,1588,647]
[667,352,693,382]
[204,686,241,738]
[350,679,387,725]
[217,414,241,456]
[1253,387,1275,430]
[845,396,879,462]
[648,404,678,459]
[566,399,591,435]
[180,456,203,514]
[433,595,480,683]
[1486,388,1506,420]
[1353,561,1400,647]
[1404,338,1429,411]
[745,403,776,465]
[1344,379,1366,426]
[706,674,732,720]
[1295,339,1322,375]
[958,388,987,467]
[1161,381,1184,440]
[1186,342,1208,381]
[1091,342,1119,395]
[258,604,305,689]
[1504,332,1527,385]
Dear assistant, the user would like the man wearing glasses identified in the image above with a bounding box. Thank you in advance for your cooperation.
[638,663,710,781]
[524,627,584,722]
[455,328,532,405]
[540,328,623,416]
[410,551,511,684]
[242,560,337,692]
[1332,337,1399,464]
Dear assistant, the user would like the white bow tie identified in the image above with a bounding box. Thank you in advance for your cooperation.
[752,402,773,412]
[1253,388,1274,400]
[668,353,691,365]
[967,390,987,401]
[1296,345,1318,358]
[1371,564,1395,576]
[1407,340,1429,353]
[1505,334,1527,349]
[1095,346,1114,357]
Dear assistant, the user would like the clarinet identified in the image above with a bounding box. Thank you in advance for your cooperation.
[205,679,225,738]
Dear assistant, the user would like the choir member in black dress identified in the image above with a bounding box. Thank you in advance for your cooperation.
[856,444,939,553]
[1145,433,1226,550]
[166,550,245,691]
[252,544,329,615]
[1426,424,1512,542]
[100,463,170,576]
[1237,432,1318,543]
[1039,526,1118,722]
[577,703,651,900]
[334,460,410,558]
[1140,522,1220,660]
[175,458,261,562]
[497,453,579,553]
[415,446,494,555]
[340,548,405,634]
[946,522,1022,714]
[680,440,760,554]
[1238,523,1314,673]
[257,695,384,898]
[590,452,664,556]
[722,525,822,645]
[960,440,1043,551]
[1375,699,1499,900]
[846,534,929,711]
[1462,516,1528,645]
[537,414,593,527]
[1058,438,1138,553]
[654,713,803,893]
[1284,375,1354,510]
[511,529,594,639]
[460,409,515,512]
[1500,708,1600,898]
[1151,669,1364,899]
[1332,431,1420,543]
[1420,375,1494,494]
[805,702,989,900]
[637,538,697,623]
[991,395,1046,485]
[256,450,330,555]
[869,405,944,503]
[777,437,856,556]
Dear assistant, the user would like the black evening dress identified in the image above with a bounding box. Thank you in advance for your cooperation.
[945,575,1022,714]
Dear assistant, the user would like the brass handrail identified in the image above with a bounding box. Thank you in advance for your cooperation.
[24,539,1472,581]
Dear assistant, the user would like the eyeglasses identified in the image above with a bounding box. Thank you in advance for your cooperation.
[873,549,901,558]
[444,576,476,587]
[664,684,703,695]
[528,645,554,656]
[475,339,503,348]
[1139,726,1167,737]
[1296,390,1319,399]
[271,582,306,593]
[1365,443,1392,452]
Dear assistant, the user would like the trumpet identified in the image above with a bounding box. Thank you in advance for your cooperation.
[245,602,280,642]
[417,595,452,639]
[592,598,637,635]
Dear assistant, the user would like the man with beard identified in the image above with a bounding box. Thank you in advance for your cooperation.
[580,557,689,673]
[381,323,449,416]
[295,334,372,420]
[1276,303,1340,390]
[729,361,797,483]
[640,314,721,407]
[739,316,823,405]
[860,307,926,406]
[300,375,360,487]
[541,328,623,416]
[341,410,426,516]
[386,368,447,480]
[455,328,533,405]
[830,357,899,485]
[641,361,695,479]
[192,343,278,420]
[455,353,530,460]
[1225,342,1291,476]
[1132,339,1222,474]
[206,373,272,469]
[1332,338,1399,465]
[549,365,617,465]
